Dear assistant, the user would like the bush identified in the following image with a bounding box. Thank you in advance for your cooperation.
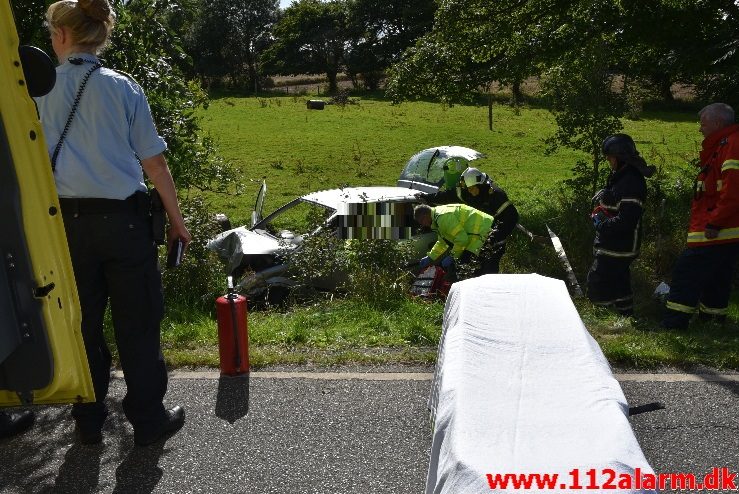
[288,226,417,309]
[160,195,226,312]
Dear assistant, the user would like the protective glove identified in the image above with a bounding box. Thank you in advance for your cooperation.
[419,256,432,269]
[591,211,607,229]
[414,192,429,204]
[440,255,454,269]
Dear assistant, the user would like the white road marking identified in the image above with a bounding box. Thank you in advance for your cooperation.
[110,370,739,382]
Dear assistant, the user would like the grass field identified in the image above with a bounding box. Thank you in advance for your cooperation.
[150,92,739,370]
[196,94,700,225]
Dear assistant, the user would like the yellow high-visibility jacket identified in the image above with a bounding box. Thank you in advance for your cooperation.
[428,204,494,260]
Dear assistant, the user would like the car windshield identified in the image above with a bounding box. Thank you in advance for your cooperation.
[398,149,446,186]
[255,199,336,237]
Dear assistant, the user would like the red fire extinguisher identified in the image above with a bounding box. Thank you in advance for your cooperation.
[215,276,249,375]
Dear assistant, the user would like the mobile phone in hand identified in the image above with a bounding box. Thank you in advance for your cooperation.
[167,239,184,268]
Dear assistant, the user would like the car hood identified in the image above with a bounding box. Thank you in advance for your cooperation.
[207,227,283,274]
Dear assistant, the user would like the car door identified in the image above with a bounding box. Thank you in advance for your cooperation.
[251,180,267,228]
[0,0,94,406]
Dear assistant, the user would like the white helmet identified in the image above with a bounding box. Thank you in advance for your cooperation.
[461,167,488,188]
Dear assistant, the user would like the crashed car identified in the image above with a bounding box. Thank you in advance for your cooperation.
[207,146,486,300]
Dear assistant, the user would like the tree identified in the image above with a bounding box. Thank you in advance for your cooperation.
[344,0,436,90]
[690,0,739,108]
[262,0,348,92]
[387,0,576,105]
[12,0,234,306]
[9,0,47,45]
[13,0,236,191]
[103,0,235,192]
[542,48,625,196]
[187,0,279,90]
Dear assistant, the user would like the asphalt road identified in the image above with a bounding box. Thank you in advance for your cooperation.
[0,369,737,494]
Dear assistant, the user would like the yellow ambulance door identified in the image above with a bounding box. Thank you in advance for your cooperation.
[0,0,94,406]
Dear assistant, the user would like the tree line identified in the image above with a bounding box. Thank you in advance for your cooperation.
[181,1,737,107]
[13,0,739,205]
[15,0,737,105]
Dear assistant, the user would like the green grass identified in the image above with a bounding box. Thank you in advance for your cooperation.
[155,298,444,368]
[577,300,739,369]
[147,93,739,370]
[197,95,699,225]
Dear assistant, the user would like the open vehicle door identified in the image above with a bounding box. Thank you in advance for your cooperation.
[397,146,486,193]
[250,180,267,228]
[0,0,94,406]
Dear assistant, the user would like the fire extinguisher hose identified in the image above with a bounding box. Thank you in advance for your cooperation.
[227,292,242,370]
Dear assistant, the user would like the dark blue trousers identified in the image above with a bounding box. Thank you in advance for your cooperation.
[587,255,635,315]
[662,243,739,329]
[62,202,167,436]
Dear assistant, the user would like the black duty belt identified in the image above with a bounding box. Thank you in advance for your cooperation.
[59,194,141,216]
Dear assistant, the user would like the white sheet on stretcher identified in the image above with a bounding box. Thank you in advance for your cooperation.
[426,274,656,494]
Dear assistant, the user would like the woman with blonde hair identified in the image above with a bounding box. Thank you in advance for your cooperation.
[36,0,190,446]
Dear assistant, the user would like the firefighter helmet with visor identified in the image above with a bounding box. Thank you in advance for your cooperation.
[460,167,488,188]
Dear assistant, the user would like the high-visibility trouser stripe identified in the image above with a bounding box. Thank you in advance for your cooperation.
[687,227,739,243]
[699,303,728,315]
[593,248,638,258]
[494,201,512,217]
[721,160,739,172]
[666,301,698,314]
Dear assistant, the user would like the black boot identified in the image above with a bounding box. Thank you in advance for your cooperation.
[0,411,35,439]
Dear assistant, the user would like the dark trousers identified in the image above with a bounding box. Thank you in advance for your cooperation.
[587,255,635,315]
[465,241,506,277]
[662,243,739,329]
[62,208,167,435]
[475,240,505,276]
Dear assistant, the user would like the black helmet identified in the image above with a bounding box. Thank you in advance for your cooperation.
[602,133,637,157]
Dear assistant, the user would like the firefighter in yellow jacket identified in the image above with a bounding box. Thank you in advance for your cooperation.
[413,204,494,276]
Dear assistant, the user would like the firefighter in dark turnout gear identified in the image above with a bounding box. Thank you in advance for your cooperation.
[421,167,519,274]
[587,134,655,315]
[662,103,739,329]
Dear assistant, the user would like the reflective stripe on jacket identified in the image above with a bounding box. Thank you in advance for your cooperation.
[428,204,494,259]
[688,124,739,246]
[592,165,646,258]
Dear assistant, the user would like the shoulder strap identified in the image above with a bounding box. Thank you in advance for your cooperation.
[51,61,102,171]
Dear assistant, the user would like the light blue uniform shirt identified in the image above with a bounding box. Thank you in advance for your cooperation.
[35,53,167,200]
